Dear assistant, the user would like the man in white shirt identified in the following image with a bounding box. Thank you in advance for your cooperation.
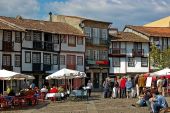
[87,80,93,97]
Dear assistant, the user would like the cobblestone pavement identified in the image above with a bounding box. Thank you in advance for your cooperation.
[1,93,170,113]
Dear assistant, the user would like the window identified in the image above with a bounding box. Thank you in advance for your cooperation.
[92,28,99,44]
[61,35,67,43]
[33,32,41,41]
[128,57,135,67]
[141,57,148,67]
[15,55,21,67]
[53,34,59,44]
[25,51,31,63]
[44,53,51,64]
[2,54,11,66]
[77,37,83,45]
[15,32,21,43]
[25,31,31,41]
[68,35,76,46]
[32,52,41,63]
[93,50,99,60]
[112,58,120,67]
[4,31,12,42]
[134,42,142,50]
[113,42,120,48]
[60,55,65,65]
[84,27,91,38]
[53,54,58,65]
[101,29,107,40]
[99,50,108,60]
[77,56,83,65]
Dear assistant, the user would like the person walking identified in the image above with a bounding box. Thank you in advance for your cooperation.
[126,77,132,99]
[120,76,126,98]
[87,80,93,97]
[103,78,110,98]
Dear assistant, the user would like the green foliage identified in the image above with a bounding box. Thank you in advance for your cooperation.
[161,47,170,68]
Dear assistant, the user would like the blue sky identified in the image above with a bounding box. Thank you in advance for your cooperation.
[0,0,170,30]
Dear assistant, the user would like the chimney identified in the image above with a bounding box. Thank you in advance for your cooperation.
[49,12,52,22]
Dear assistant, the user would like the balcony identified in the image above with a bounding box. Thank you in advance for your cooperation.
[3,41,13,52]
[33,41,43,50]
[32,63,43,72]
[2,65,13,71]
[44,41,54,51]
[132,49,144,57]
[109,48,126,57]
[43,64,52,71]
[86,38,108,46]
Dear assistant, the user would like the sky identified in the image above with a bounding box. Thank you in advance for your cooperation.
[0,0,170,30]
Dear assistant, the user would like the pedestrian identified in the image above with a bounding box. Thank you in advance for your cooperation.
[103,78,109,98]
[126,77,132,98]
[120,76,126,98]
[87,80,93,97]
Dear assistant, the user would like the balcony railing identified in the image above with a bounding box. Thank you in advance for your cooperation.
[3,41,13,52]
[33,41,43,50]
[2,65,13,71]
[44,42,54,51]
[109,48,126,56]
[132,49,144,57]
[33,41,54,51]
[86,38,108,46]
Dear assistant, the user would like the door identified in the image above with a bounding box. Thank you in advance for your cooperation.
[93,73,99,88]
[67,55,76,69]
[2,54,12,70]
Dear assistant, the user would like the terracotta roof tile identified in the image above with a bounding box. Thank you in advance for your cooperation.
[126,25,170,37]
[0,16,84,36]
[0,21,24,31]
[110,32,149,42]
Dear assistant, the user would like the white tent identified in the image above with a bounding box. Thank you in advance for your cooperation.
[45,68,86,80]
[0,69,35,94]
[150,68,170,76]
[0,69,35,80]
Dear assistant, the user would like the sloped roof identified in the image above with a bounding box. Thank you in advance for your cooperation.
[125,25,170,37]
[0,16,84,36]
[144,16,170,27]
[110,32,149,42]
[0,21,24,31]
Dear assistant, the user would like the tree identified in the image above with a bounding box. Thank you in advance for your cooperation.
[150,43,161,68]
[161,47,170,68]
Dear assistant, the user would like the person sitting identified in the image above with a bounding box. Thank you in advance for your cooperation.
[50,85,58,93]
[150,91,168,113]
[41,85,48,93]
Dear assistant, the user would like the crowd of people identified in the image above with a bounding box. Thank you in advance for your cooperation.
[102,75,169,113]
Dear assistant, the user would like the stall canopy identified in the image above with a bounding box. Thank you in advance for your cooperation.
[0,69,35,80]
[150,68,170,77]
[45,68,86,80]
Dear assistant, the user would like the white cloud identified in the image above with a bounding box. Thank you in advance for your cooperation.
[45,0,170,29]
[0,0,40,18]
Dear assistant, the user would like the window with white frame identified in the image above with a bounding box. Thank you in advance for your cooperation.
[93,50,99,60]
[32,52,41,63]
[25,31,31,41]
[15,55,21,67]
[112,58,120,67]
[92,28,99,44]
[53,34,59,44]
[77,56,83,65]
[68,35,76,46]
[53,54,58,65]
[99,50,108,60]
[77,37,83,45]
[128,57,135,67]
[141,57,148,67]
[33,32,41,41]
[60,55,65,65]
[4,31,12,42]
[84,27,91,38]
[15,32,21,43]
[44,53,51,64]
[101,29,107,40]
[25,51,31,63]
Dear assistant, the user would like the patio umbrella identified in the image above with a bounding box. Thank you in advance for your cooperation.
[0,69,35,94]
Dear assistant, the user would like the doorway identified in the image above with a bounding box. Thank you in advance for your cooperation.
[93,73,99,88]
